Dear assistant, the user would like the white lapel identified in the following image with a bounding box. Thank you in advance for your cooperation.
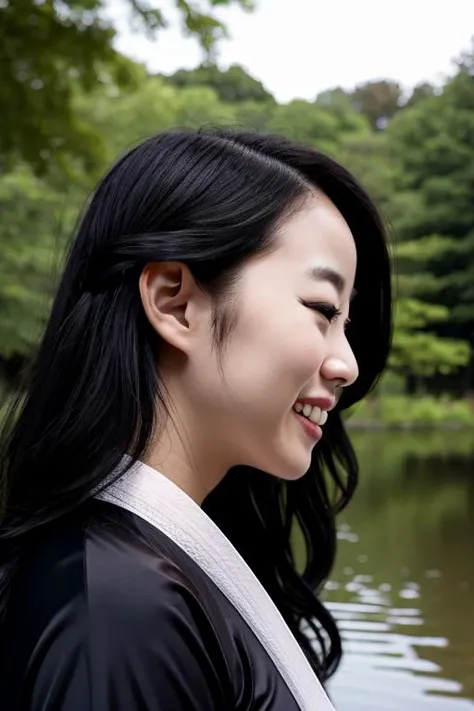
[95,458,336,711]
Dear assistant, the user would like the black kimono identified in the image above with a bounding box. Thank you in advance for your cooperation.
[0,500,303,710]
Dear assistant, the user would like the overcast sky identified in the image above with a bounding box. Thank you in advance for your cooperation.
[112,0,474,102]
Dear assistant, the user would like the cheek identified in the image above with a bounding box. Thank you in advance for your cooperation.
[292,335,325,374]
[223,309,325,404]
[266,301,324,370]
[280,330,326,391]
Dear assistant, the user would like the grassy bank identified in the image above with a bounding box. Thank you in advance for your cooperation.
[347,394,474,430]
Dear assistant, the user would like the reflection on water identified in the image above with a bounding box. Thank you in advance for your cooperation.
[324,430,474,711]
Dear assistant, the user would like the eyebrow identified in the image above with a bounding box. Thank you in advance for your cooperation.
[306,265,357,300]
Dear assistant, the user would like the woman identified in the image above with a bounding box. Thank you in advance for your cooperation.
[0,129,392,710]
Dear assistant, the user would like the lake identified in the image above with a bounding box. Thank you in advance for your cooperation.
[324,430,474,711]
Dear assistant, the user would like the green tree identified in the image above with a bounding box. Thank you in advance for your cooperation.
[315,87,354,110]
[76,75,237,158]
[351,79,403,129]
[164,63,274,103]
[316,81,406,130]
[390,240,470,384]
[405,81,436,108]
[334,130,394,213]
[334,129,469,388]
[0,166,81,381]
[0,0,254,174]
[387,46,474,355]
[267,99,368,156]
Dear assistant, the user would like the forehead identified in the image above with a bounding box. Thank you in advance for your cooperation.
[272,193,357,294]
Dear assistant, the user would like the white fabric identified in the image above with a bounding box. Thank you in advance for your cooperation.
[95,458,336,711]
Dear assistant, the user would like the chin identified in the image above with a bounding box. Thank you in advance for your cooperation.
[275,466,311,482]
[264,452,313,482]
[243,438,316,482]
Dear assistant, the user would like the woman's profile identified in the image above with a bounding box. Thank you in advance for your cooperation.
[0,129,392,710]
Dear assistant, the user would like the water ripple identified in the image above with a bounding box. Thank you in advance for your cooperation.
[322,559,474,710]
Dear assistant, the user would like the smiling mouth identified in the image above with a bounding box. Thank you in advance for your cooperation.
[293,410,323,442]
[292,401,328,426]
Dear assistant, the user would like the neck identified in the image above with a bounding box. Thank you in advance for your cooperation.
[143,416,227,505]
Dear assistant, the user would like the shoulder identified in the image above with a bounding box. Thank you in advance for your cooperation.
[84,506,217,637]
[82,500,221,617]
[4,502,235,709]
[26,499,227,643]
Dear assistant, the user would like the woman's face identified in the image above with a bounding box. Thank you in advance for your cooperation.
[176,192,359,482]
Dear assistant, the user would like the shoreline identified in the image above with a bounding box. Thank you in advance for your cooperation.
[346,420,474,431]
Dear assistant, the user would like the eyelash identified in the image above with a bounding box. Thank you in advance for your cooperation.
[301,300,343,324]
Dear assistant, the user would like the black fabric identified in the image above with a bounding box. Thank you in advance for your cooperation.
[0,500,300,710]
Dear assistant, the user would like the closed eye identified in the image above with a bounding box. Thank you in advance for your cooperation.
[301,300,342,324]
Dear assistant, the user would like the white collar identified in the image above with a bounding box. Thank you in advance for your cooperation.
[96,458,336,711]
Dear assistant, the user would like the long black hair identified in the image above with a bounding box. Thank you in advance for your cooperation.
[0,129,392,681]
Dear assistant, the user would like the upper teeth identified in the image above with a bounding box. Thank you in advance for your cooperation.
[293,401,328,425]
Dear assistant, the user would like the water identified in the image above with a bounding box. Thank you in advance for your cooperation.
[324,430,474,710]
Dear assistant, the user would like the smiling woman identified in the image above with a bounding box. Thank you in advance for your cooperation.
[0,129,392,711]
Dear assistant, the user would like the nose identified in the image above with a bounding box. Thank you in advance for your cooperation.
[320,337,359,389]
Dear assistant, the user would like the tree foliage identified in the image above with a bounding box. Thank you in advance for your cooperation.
[351,80,403,130]
[164,63,274,103]
[387,47,474,364]
[0,166,80,369]
[0,0,253,174]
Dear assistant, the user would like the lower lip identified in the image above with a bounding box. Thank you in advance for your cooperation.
[294,412,323,442]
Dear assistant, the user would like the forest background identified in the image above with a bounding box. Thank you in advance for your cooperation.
[2,0,474,428]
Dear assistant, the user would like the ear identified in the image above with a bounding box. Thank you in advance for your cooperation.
[139,262,203,354]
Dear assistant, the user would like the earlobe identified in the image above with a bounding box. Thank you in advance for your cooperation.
[139,262,193,352]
